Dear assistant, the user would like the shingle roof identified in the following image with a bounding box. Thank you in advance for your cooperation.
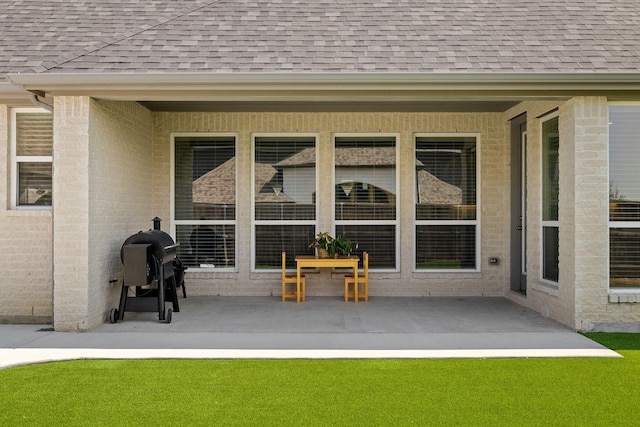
[417,170,462,205]
[277,147,401,168]
[2,0,640,81]
[0,0,212,79]
[193,157,294,204]
[193,157,236,205]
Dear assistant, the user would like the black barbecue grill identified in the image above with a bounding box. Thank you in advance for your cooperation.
[109,217,186,323]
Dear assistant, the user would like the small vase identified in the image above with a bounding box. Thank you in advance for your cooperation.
[317,248,329,258]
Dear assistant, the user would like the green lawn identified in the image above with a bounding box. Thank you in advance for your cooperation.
[1,333,638,426]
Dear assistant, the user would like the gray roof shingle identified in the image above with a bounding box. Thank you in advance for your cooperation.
[277,147,399,168]
[0,0,212,79]
[2,0,640,81]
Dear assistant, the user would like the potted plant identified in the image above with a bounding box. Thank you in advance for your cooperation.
[309,231,333,257]
[330,235,352,257]
[309,232,352,258]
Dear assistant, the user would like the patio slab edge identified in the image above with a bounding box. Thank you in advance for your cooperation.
[0,347,622,370]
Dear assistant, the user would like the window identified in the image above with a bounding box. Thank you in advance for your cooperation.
[253,135,317,270]
[609,105,640,289]
[11,108,53,208]
[335,135,398,270]
[541,115,559,283]
[415,135,478,270]
[173,134,236,269]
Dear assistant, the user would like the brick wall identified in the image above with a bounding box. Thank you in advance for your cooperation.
[53,98,154,331]
[52,97,91,331]
[152,112,511,299]
[503,100,576,327]
[86,100,155,329]
[568,98,640,331]
[505,97,639,331]
[0,103,53,324]
[559,97,608,330]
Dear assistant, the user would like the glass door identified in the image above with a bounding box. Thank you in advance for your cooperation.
[510,115,527,293]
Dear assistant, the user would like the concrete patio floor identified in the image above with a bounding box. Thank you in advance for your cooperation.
[0,296,620,369]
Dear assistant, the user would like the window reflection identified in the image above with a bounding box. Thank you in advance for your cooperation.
[173,136,236,268]
[254,136,316,269]
[609,106,640,288]
[14,110,52,207]
[18,162,52,205]
[334,136,397,269]
[415,136,478,270]
[254,139,316,221]
[415,137,477,221]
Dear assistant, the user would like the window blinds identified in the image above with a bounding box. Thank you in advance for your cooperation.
[415,136,477,270]
[335,136,397,270]
[541,117,559,282]
[16,112,52,156]
[609,106,640,287]
[15,111,53,206]
[254,136,316,269]
[173,136,236,269]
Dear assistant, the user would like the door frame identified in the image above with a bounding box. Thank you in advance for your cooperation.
[510,114,527,293]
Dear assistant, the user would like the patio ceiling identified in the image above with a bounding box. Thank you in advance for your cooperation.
[138,100,519,113]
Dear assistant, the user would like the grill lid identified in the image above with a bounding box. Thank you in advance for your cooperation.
[121,229,178,264]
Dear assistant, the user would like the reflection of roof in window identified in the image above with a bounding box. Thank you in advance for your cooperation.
[277,147,403,168]
[193,157,236,205]
[193,158,292,204]
[417,170,462,205]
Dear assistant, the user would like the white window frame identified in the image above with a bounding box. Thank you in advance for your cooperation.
[10,107,53,210]
[521,130,528,276]
[413,133,481,273]
[251,133,319,272]
[170,132,238,272]
[540,112,560,285]
[333,133,400,273]
[608,102,640,292]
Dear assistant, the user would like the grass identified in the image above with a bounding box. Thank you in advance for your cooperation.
[0,333,638,426]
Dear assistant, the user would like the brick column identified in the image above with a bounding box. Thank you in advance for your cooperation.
[52,96,91,331]
[558,97,609,330]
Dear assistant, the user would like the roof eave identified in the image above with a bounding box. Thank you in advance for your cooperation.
[7,72,640,102]
[0,81,37,104]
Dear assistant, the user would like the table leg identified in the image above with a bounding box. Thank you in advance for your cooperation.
[296,263,301,303]
[353,260,359,304]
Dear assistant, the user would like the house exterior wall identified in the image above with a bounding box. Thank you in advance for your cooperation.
[152,112,510,299]
[505,97,639,331]
[52,96,91,331]
[0,103,53,324]
[568,98,640,331]
[560,97,608,330]
[87,100,156,329]
[503,100,569,325]
[53,98,154,331]
[8,96,635,331]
